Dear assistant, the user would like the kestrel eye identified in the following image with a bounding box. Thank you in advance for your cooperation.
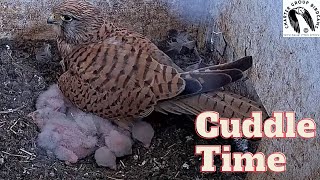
[61,15,73,22]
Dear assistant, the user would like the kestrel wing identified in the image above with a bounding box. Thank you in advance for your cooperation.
[121,30,184,72]
[153,56,266,119]
[155,91,269,121]
[195,56,253,72]
[58,36,186,121]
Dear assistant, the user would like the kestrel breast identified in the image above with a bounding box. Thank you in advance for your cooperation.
[58,34,185,122]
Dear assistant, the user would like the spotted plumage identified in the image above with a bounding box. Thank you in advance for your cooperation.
[48,0,267,128]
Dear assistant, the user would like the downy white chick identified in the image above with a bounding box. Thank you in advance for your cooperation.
[105,130,133,157]
[66,106,98,136]
[32,84,147,167]
[36,84,67,113]
[132,120,155,148]
[29,108,98,163]
[94,146,117,170]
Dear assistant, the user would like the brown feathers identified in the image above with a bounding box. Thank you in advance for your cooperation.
[48,0,266,128]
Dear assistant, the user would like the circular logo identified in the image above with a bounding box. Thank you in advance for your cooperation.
[283,0,320,35]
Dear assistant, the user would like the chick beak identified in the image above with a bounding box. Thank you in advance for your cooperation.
[47,14,58,24]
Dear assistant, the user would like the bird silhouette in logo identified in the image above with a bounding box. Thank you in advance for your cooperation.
[288,7,315,33]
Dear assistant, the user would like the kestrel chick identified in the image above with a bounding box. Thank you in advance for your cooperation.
[29,108,98,163]
[47,0,267,129]
[132,120,154,148]
[36,84,66,113]
[105,130,133,157]
[94,146,117,169]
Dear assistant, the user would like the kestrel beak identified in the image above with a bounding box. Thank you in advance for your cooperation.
[47,14,59,24]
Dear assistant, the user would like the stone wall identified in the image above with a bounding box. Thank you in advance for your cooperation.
[215,1,320,179]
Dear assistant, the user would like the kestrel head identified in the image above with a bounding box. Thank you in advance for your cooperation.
[47,0,103,44]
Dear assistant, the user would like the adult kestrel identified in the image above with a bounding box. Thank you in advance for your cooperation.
[47,0,265,128]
